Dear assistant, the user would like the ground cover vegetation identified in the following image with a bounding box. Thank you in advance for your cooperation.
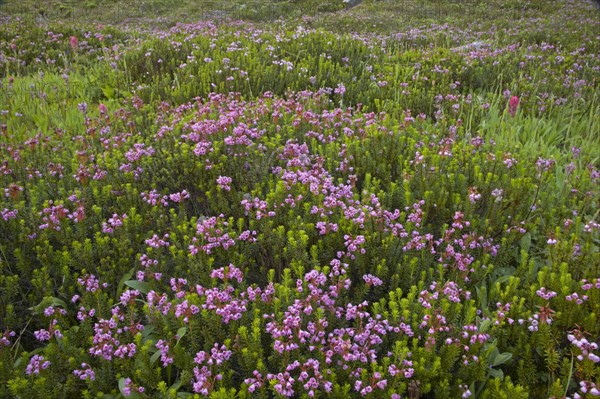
[0,0,599,397]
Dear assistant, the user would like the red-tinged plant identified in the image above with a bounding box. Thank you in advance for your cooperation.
[508,95,519,117]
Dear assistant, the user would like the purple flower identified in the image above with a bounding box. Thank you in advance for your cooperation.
[363,274,383,287]
[216,175,232,191]
[536,287,557,300]
[334,83,346,96]
[73,363,96,381]
[26,355,50,375]
[0,330,15,347]
[34,329,51,341]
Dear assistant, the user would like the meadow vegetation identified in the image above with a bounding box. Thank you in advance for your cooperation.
[0,0,599,398]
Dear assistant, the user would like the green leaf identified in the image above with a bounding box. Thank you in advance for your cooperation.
[489,368,504,379]
[150,350,161,365]
[479,318,492,333]
[124,280,151,294]
[117,267,136,297]
[520,232,531,253]
[476,285,488,311]
[177,393,194,399]
[175,327,187,347]
[492,352,513,367]
[170,379,183,392]
[29,297,68,315]
[142,324,156,338]
[495,275,512,284]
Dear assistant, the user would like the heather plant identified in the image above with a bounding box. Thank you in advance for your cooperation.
[1,0,599,398]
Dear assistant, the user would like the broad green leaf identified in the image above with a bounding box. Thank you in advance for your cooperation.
[479,319,492,333]
[150,350,161,365]
[520,232,531,253]
[489,368,504,379]
[495,275,512,284]
[476,285,488,311]
[29,297,68,314]
[124,280,151,294]
[117,267,136,297]
[142,324,156,338]
[170,379,183,392]
[492,352,513,367]
[175,327,187,346]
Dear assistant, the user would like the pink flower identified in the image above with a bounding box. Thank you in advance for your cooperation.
[26,355,50,375]
[508,96,519,117]
[69,36,78,50]
[99,103,108,115]
[334,83,346,96]
[216,176,232,191]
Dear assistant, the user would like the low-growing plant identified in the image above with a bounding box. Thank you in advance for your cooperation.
[0,1,599,398]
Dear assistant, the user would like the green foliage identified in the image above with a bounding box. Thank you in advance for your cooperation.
[0,1,599,398]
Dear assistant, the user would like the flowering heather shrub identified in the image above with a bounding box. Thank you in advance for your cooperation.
[1,1,599,398]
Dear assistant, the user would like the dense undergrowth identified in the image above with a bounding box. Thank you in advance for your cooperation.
[0,0,599,398]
